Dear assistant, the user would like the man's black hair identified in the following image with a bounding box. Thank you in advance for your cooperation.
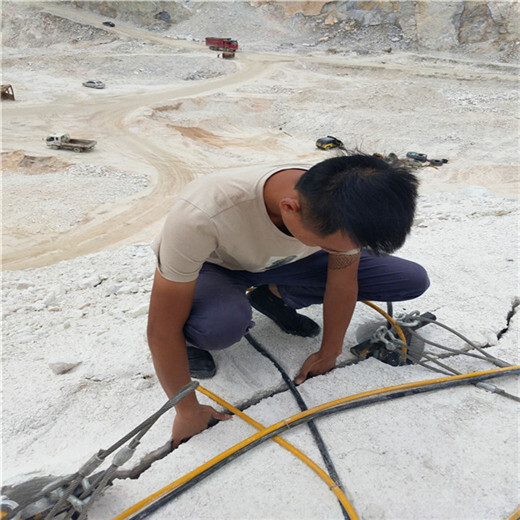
[295,154,419,254]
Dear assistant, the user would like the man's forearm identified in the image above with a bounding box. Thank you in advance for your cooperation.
[146,273,228,443]
[148,330,199,413]
[321,282,358,356]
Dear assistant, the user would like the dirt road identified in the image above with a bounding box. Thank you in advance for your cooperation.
[2,6,273,270]
[3,4,518,270]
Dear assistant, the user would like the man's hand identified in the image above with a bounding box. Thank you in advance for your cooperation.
[294,250,361,386]
[172,403,231,449]
[294,351,338,385]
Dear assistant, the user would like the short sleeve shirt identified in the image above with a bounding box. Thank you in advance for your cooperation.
[151,163,321,282]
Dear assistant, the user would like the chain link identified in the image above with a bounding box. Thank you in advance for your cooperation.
[371,326,406,351]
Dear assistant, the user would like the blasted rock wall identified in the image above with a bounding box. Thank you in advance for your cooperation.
[69,0,518,59]
[2,2,113,48]
[71,1,192,27]
[281,1,518,54]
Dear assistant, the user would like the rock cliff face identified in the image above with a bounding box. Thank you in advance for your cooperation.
[70,1,518,60]
[71,1,192,25]
[274,1,518,55]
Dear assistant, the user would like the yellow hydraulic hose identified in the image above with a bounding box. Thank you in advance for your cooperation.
[362,300,407,345]
[113,366,519,520]
[196,385,359,520]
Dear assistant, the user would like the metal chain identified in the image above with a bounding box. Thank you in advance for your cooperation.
[371,326,405,351]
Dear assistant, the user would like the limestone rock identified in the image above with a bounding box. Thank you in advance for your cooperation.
[325,15,337,25]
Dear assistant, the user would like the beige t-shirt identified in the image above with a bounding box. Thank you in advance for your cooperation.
[151,163,321,282]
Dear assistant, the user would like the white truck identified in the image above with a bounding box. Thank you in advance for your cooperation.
[45,134,97,152]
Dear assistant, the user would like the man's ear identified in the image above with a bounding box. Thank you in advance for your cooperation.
[279,196,301,214]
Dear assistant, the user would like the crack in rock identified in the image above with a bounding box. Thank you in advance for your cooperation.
[38,306,520,488]
[497,297,519,340]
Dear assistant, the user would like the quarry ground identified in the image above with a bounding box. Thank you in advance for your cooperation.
[2,4,519,520]
[2,3,518,270]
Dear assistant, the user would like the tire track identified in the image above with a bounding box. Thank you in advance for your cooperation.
[2,8,270,270]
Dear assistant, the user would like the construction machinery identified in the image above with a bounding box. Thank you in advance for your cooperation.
[205,37,238,52]
[45,134,96,152]
[1,84,15,101]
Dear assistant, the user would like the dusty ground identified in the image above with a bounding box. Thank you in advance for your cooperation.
[2,4,519,520]
[2,3,518,271]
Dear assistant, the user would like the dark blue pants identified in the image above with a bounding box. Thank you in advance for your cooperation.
[184,250,429,351]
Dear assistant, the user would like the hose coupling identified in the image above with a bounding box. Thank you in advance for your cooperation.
[113,446,136,467]
[79,453,104,476]
[476,382,499,393]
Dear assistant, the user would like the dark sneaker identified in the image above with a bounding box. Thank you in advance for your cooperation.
[187,346,216,379]
[247,285,321,338]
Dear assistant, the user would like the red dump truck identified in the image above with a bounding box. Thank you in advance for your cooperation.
[205,37,239,52]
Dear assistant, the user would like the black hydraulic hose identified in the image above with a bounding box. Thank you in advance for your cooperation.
[128,368,519,520]
[418,355,520,402]
[244,332,350,520]
[386,302,393,325]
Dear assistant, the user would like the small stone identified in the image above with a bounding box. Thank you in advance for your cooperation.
[133,378,154,390]
[128,304,149,318]
[325,15,337,25]
[49,361,81,375]
[28,303,45,312]
[78,275,102,289]
[117,285,138,294]
[16,281,33,290]
[44,291,58,307]
[106,285,123,295]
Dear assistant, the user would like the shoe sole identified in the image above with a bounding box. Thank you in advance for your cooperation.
[187,347,216,379]
[190,368,216,379]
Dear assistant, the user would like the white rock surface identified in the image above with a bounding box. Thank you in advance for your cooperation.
[1,3,519,519]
